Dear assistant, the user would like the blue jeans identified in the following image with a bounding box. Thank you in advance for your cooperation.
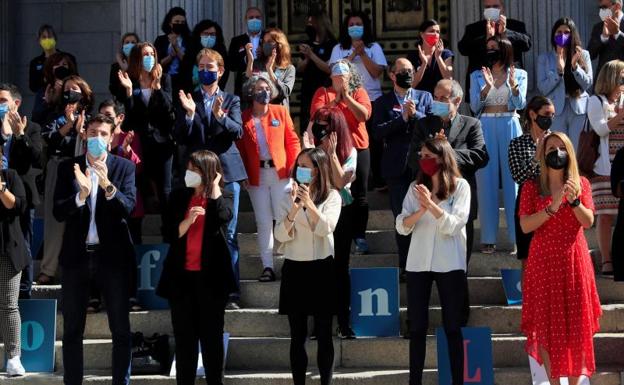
[62,252,131,385]
[19,209,35,298]
[224,182,241,300]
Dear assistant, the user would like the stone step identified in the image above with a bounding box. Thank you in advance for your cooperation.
[32,276,624,309]
[3,334,621,372]
[7,368,623,385]
[53,304,624,340]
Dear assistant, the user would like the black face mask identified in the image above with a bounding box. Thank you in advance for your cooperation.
[312,122,329,144]
[486,49,501,67]
[54,66,71,80]
[535,115,554,131]
[395,71,413,89]
[171,23,186,35]
[305,25,316,42]
[63,90,82,105]
[545,149,569,170]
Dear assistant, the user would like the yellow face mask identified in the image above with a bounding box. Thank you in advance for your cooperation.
[40,38,56,51]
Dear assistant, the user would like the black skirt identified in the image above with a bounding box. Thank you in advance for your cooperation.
[279,256,337,316]
[514,182,534,260]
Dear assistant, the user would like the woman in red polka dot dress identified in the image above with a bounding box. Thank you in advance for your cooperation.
[519,131,602,384]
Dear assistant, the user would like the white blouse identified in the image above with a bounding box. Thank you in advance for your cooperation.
[396,179,471,273]
[587,94,621,176]
[274,189,342,262]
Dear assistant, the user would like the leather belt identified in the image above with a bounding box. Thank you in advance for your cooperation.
[260,160,275,169]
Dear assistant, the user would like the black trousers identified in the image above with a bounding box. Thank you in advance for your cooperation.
[387,175,412,270]
[287,313,334,385]
[333,203,354,329]
[514,185,533,260]
[461,219,475,327]
[351,148,370,240]
[169,272,226,385]
[407,270,466,385]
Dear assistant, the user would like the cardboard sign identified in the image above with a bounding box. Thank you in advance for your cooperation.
[436,327,494,385]
[135,244,170,310]
[350,268,400,337]
[529,355,590,385]
[501,269,523,305]
[170,332,230,377]
[14,299,57,372]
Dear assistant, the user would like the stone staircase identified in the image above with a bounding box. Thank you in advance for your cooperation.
[5,190,624,384]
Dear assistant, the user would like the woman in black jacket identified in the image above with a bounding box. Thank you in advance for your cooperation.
[157,150,236,385]
[0,160,28,376]
[154,6,191,96]
[118,41,175,211]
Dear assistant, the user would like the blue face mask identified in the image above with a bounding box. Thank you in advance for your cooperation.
[201,35,217,48]
[247,19,262,33]
[142,55,155,72]
[122,43,135,58]
[348,25,364,40]
[0,103,8,120]
[87,137,108,158]
[254,90,271,105]
[296,167,313,184]
[198,69,218,85]
[431,101,451,118]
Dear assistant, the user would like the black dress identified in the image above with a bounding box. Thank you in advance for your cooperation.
[279,256,336,316]
[299,38,336,132]
[611,147,624,281]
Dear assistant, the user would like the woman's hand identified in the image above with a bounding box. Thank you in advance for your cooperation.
[482,67,494,88]
[187,206,205,224]
[118,70,133,91]
[415,184,433,208]
[245,43,254,63]
[571,46,582,69]
[508,65,517,89]
[323,131,338,156]
[210,172,222,199]
[417,45,428,67]
[550,182,567,212]
[122,131,135,155]
[295,183,314,208]
[75,110,86,138]
[266,48,277,71]
[556,47,566,74]
[563,178,578,203]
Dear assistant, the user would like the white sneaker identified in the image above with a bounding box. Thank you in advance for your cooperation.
[6,356,25,377]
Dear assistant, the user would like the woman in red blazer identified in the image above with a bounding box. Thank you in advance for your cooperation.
[237,74,301,281]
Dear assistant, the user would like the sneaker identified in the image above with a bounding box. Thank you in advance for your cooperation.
[225,300,240,310]
[258,267,276,282]
[337,326,356,340]
[6,356,25,377]
[354,238,369,255]
[480,244,496,254]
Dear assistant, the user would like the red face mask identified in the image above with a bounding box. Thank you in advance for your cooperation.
[419,157,441,177]
[423,33,439,47]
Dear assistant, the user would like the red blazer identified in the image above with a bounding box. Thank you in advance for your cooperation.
[237,104,301,186]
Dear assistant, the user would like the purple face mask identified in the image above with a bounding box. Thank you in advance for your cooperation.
[554,33,570,48]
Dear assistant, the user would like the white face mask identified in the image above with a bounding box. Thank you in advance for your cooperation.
[600,7,613,21]
[483,7,501,22]
[184,170,202,188]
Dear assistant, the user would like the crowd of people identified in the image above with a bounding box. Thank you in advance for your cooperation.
[0,1,623,385]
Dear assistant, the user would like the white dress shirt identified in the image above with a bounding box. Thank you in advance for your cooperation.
[587,94,621,176]
[253,118,272,161]
[396,179,471,273]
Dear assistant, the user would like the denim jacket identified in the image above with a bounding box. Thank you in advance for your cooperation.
[469,67,527,117]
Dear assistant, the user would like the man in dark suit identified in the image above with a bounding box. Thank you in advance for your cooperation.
[458,0,531,103]
[227,6,264,97]
[0,83,43,299]
[408,79,489,326]
[372,58,432,278]
[176,48,247,309]
[54,114,136,385]
[589,0,624,76]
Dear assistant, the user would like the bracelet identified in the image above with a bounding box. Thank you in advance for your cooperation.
[545,205,556,217]
[286,215,294,223]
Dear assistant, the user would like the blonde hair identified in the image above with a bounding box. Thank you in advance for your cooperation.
[594,59,624,96]
[196,48,224,68]
[538,131,581,196]
[262,28,292,68]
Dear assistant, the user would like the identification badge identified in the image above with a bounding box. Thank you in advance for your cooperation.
[392,105,402,112]
[36,64,43,70]
[271,119,280,127]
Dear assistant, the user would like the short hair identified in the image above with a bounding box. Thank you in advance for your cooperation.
[86,114,116,133]
[43,52,78,85]
[0,83,22,102]
[98,99,125,116]
[196,48,224,67]
[389,58,413,73]
[436,79,464,100]
[245,6,262,18]
[594,60,624,96]
[38,24,56,39]
[242,74,278,100]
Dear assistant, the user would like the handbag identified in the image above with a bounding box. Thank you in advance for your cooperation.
[577,98,601,178]
[131,332,171,375]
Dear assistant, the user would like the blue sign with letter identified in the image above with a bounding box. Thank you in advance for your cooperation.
[436,327,494,385]
[350,268,400,337]
[500,269,523,305]
[136,244,169,310]
[15,299,57,372]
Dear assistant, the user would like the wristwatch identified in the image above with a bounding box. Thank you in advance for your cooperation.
[0,183,6,193]
[569,198,581,208]
[105,184,115,195]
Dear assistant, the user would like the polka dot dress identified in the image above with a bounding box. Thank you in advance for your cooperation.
[519,177,602,379]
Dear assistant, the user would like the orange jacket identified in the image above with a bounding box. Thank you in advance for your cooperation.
[237,104,301,186]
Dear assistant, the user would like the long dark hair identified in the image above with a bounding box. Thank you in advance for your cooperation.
[191,19,226,51]
[551,17,587,98]
[312,107,354,164]
[60,75,94,114]
[43,52,78,85]
[523,96,554,132]
[486,36,514,69]
[127,42,160,86]
[291,148,333,204]
[188,150,224,199]
[339,11,375,49]
[307,8,336,42]
[416,138,461,201]
[417,19,439,45]
[160,6,191,37]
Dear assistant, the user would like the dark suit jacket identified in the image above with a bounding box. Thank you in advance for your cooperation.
[588,20,624,76]
[0,169,28,272]
[458,19,532,102]
[174,89,247,183]
[156,188,236,301]
[408,114,489,220]
[120,75,175,150]
[53,154,136,268]
[611,147,624,281]
[227,32,264,96]
[372,89,433,180]
[0,121,43,207]
[179,42,230,93]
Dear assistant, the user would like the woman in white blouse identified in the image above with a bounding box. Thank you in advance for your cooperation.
[274,147,342,385]
[396,137,471,385]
